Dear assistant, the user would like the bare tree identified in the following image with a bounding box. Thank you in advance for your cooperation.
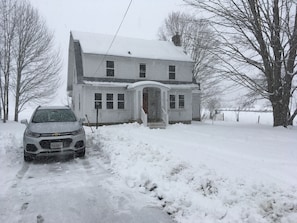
[0,0,61,122]
[158,11,223,107]
[11,0,61,121]
[184,0,297,127]
[206,97,221,119]
[0,0,16,122]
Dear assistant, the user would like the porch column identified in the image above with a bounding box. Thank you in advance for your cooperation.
[162,89,169,126]
[162,89,168,111]
[137,89,142,120]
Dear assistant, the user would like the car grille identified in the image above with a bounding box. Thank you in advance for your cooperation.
[39,132,73,137]
[40,139,72,149]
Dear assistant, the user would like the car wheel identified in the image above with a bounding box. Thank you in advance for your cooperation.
[76,149,85,158]
[24,151,34,162]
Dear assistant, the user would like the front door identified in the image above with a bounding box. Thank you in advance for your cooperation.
[143,87,161,122]
[143,90,148,114]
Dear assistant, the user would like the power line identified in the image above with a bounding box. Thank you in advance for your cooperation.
[93,0,133,76]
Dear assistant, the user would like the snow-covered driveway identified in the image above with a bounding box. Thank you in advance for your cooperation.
[0,122,172,223]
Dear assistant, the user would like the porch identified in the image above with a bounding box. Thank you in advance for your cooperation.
[127,81,170,129]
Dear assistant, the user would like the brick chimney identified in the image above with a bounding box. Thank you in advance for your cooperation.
[172,32,181,46]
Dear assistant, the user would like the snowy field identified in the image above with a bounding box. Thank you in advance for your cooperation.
[221,111,273,125]
[1,120,297,222]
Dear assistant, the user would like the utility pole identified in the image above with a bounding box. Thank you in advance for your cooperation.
[95,102,100,129]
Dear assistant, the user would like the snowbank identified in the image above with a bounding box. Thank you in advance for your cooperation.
[0,122,26,195]
[87,122,297,223]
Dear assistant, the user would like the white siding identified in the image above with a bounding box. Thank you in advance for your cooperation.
[82,86,133,124]
[82,54,193,82]
[168,89,192,123]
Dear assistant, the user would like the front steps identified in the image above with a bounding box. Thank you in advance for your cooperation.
[147,121,166,129]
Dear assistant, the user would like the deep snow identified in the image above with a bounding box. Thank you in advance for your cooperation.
[1,120,297,223]
[89,121,297,223]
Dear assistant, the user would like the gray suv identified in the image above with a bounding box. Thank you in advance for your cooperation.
[21,106,86,162]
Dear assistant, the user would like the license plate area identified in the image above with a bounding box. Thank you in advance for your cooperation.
[50,141,63,149]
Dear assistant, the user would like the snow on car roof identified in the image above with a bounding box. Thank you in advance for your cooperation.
[71,31,193,62]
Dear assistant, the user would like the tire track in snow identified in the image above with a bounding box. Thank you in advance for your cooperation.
[11,162,30,189]
[14,162,33,220]
[7,157,81,222]
[0,161,33,223]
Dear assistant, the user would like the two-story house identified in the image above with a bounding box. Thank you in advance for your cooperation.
[67,31,200,128]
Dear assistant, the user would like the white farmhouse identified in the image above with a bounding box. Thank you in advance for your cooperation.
[67,31,200,128]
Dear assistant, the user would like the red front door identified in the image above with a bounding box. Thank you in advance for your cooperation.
[143,92,148,114]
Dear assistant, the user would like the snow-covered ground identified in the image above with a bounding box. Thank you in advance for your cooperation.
[0,122,172,223]
[1,120,297,222]
[221,110,273,125]
[90,121,297,223]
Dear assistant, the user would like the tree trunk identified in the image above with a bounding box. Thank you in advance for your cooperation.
[288,109,297,126]
[271,96,294,127]
[4,73,9,122]
[271,103,283,127]
[14,94,19,122]
[1,101,6,123]
[0,77,5,123]
[14,67,22,122]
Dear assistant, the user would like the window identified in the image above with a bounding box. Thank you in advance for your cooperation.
[169,65,175,80]
[139,64,146,78]
[106,61,114,76]
[179,95,185,108]
[170,95,176,109]
[106,93,113,109]
[118,94,125,109]
[94,93,102,109]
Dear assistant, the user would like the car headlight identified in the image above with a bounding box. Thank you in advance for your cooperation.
[25,129,41,138]
[72,127,85,135]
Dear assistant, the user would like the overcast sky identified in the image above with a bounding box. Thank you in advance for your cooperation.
[29,0,189,39]
[27,0,191,105]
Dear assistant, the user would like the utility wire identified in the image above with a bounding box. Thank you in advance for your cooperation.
[93,0,133,76]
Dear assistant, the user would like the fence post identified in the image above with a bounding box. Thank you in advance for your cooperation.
[258,115,260,124]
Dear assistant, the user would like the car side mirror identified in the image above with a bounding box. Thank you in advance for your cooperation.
[79,118,85,125]
[21,119,28,126]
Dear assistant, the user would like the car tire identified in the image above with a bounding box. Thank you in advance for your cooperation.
[24,151,34,162]
[24,154,33,162]
[76,148,85,158]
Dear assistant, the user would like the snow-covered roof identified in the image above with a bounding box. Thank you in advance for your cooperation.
[167,83,200,90]
[84,81,129,88]
[71,31,193,62]
[127,81,170,90]
[84,80,199,90]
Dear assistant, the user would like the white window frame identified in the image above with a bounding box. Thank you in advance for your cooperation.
[169,65,176,80]
[178,95,185,109]
[106,93,114,109]
[106,61,115,77]
[139,63,146,78]
[117,94,125,109]
[169,94,176,109]
[94,93,102,109]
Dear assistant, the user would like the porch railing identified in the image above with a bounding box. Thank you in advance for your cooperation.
[141,108,147,126]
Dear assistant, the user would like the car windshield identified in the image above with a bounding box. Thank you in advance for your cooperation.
[32,109,77,123]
